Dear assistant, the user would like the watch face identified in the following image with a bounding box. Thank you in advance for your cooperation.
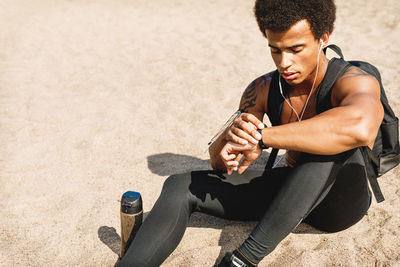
[207,110,242,147]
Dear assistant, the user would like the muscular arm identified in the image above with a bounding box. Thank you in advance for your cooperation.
[261,67,384,155]
[209,74,271,170]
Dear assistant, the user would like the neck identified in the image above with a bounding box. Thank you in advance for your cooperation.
[292,55,330,93]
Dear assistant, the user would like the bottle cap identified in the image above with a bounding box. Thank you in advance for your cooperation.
[121,191,142,214]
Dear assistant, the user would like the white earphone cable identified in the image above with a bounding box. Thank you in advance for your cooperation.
[273,41,324,168]
[278,42,323,122]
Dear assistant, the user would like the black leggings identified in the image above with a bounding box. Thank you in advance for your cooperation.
[116,148,371,266]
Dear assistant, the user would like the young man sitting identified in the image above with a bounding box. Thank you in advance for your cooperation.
[116,0,383,266]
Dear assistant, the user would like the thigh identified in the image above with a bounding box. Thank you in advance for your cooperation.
[188,167,291,221]
[238,152,350,263]
[304,148,371,232]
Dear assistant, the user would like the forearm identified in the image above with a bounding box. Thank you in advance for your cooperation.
[209,112,265,171]
[262,105,382,155]
[209,133,228,171]
[208,73,271,171]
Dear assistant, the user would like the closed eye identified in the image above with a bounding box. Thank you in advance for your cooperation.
[269,46,303,54]
[270,48,281,54]
[289,45,304,53]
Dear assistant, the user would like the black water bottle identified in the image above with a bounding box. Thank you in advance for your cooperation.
[120,191,143,258]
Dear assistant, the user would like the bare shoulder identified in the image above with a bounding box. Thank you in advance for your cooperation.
[239,71,274,115]
[331,66,380,107]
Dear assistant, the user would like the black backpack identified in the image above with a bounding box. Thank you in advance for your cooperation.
[266,44,400,203]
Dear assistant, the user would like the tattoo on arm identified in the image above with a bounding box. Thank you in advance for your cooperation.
[342,66,372,78]
[262,75,268,85]
[240,80,257,113]
[240,73,272,113]
[263,72,273,84]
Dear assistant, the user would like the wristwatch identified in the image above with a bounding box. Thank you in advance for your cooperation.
[257,126,268,150]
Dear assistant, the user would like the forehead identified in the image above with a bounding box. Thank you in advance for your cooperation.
[266,19,315,46]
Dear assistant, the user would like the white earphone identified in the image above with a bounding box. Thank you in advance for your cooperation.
[278,38,325,122]
[319,39,324,51]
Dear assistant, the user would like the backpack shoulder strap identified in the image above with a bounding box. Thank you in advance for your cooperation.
[265,70,285,169]
[361,147,385,202]
[323,44,344,59]
[320,45,389,203]
[315,51,351,113]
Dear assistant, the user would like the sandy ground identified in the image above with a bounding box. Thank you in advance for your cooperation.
[0,0,399,266]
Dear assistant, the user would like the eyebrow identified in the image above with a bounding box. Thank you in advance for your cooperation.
[268,43,305,50]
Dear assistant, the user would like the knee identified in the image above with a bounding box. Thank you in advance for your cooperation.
[162,173,191,193]
[161,173,196,211]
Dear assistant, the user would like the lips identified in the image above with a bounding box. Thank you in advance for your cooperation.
[281,72,298,80]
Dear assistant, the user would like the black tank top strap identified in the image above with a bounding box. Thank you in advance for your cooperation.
[315,58,352,114]
[265,70,285,170]
[267,70,285,126]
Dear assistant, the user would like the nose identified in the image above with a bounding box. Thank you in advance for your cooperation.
[279,51,292,70]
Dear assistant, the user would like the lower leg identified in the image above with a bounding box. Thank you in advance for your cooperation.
[116,173,194,267]
[117,169,272,267]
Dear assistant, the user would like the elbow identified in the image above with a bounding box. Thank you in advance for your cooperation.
[210,158,218,170]
[209,144,227,171]
[209,148,218,170]
[353,127,371,147]
[209,153,227,171]
[351,120,379,147]
[352,106,383,147]
[338,102,380,147]
[210,158,226,171]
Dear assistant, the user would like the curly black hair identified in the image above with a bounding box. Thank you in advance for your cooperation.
[254,0,336,39]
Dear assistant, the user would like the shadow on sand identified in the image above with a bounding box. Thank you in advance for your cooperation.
[98,152,324,266]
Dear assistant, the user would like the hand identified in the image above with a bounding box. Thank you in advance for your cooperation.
[225,113,265,146]
[220,141,262,175]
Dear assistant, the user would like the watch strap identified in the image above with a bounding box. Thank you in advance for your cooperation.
[257,125,268,149]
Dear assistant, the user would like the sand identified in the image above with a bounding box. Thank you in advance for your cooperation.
[0,0,399,266]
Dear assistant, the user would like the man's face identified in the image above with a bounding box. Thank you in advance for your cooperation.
[266,19,321,86]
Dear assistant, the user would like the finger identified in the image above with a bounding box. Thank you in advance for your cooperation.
[225,160,239,168]
[228,154,237,160]
[226,141,257,155]
[219,144,243,167]
[221,153,240,167]
[241,113,265,129]
[227,163,239,175]
[221,152,237,163]
[225,153,237,160]
[228,116,259,144]
[235,120,262,141]
[238,159,251,174]
[230,126,259,145]
[226,141,256,151]
[226,129,249,145]
[220,146,234,158]
[234,119,257,133]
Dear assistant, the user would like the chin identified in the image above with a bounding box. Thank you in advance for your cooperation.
[285,78,302,86]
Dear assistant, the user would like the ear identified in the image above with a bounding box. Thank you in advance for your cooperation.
[320,32,330,48]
